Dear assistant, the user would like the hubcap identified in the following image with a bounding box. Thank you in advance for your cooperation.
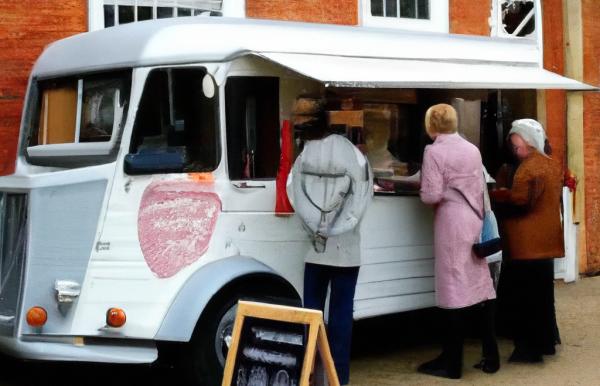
[215,303,238,366]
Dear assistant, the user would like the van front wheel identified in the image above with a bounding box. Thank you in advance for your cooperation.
[181,293,239,386]
[181,289,299,386]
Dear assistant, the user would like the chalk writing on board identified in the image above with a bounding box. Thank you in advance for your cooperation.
[232,317,304,386]
[222,301,340,386]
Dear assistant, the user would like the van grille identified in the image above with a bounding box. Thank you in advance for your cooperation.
[0,193,27,337]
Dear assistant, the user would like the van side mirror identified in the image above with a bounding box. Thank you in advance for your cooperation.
[202,74,215,99]
[124,148,186,175]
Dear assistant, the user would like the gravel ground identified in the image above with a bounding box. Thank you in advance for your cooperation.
[0,276,599,385]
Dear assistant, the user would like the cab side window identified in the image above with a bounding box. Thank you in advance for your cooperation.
[225,77,280,180]
[126,68,220,174]
[26,71,131,168]
[31,73,130,147]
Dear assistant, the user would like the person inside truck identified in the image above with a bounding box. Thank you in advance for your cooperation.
[418,103,499,379]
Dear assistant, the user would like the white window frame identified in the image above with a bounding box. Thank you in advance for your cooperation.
[87,0,245,31]
[489,0,542,66]
[360,0,449,33]
[490,0,541,40]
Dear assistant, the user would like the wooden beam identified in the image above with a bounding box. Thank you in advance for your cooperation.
[563,0,587,272]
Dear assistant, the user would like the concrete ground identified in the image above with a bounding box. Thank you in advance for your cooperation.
[350,276,600,385]
[0,276,599,385]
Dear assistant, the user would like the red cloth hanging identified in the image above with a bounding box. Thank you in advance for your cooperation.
[275,120,295,215]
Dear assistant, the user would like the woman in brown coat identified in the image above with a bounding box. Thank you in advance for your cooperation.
[491,119,564,363]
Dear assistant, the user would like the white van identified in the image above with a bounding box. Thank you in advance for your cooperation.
[0,17,591,384]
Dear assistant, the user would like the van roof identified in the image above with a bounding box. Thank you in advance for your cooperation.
[32,17,541,79]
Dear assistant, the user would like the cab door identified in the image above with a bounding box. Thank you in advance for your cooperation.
[218,76,281,212]
[216,74,308,290]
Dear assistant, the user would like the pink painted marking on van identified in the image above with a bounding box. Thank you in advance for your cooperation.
[138,180,221,278]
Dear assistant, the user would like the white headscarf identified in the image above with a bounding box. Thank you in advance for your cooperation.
[508,118,548,157]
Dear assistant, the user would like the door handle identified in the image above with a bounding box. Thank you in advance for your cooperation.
[233,182,266,189]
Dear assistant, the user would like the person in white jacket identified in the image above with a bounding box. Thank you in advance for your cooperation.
[288,112,372,385]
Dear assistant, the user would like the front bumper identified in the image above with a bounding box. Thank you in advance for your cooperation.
[0,335,157,363]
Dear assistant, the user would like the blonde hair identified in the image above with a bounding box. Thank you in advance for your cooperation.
[425,104,458,135]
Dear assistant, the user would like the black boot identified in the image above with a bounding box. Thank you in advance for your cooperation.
[508,347,543,363]
[417,353,445,372]
[418,308,464,379]
[473,358,500,373]
[542,343,556,356]
[417,353,461,379]
[475,300,500,373]
[418,335,463,379]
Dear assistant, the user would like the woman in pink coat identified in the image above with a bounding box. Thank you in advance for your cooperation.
[418,104,499,379]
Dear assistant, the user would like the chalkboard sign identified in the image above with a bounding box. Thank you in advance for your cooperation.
[222,301,339,386]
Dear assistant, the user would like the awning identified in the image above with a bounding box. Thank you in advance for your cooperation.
[256,52,597,91]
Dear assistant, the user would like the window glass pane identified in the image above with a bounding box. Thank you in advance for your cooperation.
[225,77,280,179]
[129,71,169,155]
[103,5,115,27]
[400,0,416,18]
[188,0,223,10]
[385,0,398,18]
[517,17,535,37]
[118,5,134,24]
[157,7,174,18]
[417,0,429,19]
[137,6,153,21]
[128,69,220,174]
[173,68,219,172]
[371,0,384,16]
[364,103,420,193]
[177,7,192,17]
[194,9,210,16]
[80,77,126,143]
[0,193,27,335]
[32,73,131,147]
[34,81,78,145]
[502,1,535,36]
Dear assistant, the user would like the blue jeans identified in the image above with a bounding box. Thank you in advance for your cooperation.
[303,263,359,385]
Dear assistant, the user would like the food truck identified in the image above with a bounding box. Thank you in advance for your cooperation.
[0,16,592,384]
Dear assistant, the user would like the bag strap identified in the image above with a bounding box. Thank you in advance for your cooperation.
[451,171,487,220]
[300,171,352,213]
[451,186,484,220]
[300,171,353,250]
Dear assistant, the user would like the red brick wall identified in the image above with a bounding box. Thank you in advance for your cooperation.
[0,1,87,175]
[449,0,491,35]
[542,0,566,169]
[582,0,600,272]
[246,0,358,25]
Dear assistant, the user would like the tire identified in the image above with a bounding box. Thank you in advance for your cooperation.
[180,287,300,386]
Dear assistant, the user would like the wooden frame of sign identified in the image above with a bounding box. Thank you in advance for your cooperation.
[222,300,340,386]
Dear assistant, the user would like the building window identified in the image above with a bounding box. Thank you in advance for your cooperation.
[89,1,246,30]
[491,0,538,39]
[104,0,222,28]
[370,0,429,20]
[362,0,448,33]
